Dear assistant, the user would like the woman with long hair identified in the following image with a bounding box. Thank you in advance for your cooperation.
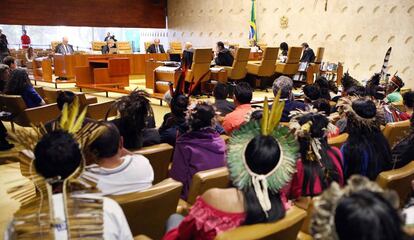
[111,89,159,150]
[4,68,45,108]
[163,97,299,240]
[170,101,226,199]
[288,110,344,198]
[339,97,392,180]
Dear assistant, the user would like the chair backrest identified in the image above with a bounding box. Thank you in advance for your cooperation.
[169,41,182,53]
[215,206,307,240]
[0,94,27,116]
[377,161,414,207]
[51,41,61,50]
[187,167,230,205]
[229,48,250,80]
[328,133,349,149]
[134,143,174,184]
[117,41,132,54]
[286,47,303,64]
[33,86,45,99]
[315,47,325,63]
[258,47,278,76]
[188,48,213,83]
[43,89,62,104]
[382,120,411,148]
[92,41,106,51]
[86,101,117,121]
[144,41,152,51]
[109,178,182,239]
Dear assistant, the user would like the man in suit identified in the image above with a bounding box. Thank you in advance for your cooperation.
[146,39,165,53]
[181,42,194,70]
[102,39,118,54]
[300,42,315,63]
[55,37,74,55]
[214,41,234,66]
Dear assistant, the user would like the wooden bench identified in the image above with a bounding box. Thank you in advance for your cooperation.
[77,83,131,97]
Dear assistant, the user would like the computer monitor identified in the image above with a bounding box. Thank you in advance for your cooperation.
[169,53,181,62]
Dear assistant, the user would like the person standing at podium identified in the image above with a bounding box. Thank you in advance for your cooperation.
[102,39,118,54]
[55,36,74,55]
[146,39,165,53]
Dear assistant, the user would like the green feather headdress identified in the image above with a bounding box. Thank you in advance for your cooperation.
[227,90,299,216]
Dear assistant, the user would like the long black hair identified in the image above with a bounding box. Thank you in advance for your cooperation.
[188,102,215,131]
[4,68,32,95]
[243,135,286,225]
[297,113,342,196]
[343,99,392,180]
[315,76,331,100]
[335,190,404,240]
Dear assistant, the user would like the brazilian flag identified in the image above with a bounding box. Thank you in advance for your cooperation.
[249,0,257,41]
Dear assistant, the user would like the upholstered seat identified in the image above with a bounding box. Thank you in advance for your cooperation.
[275,47,303,75]
[382,120,411,148]
[246,47,278,78]
[109,178,182,239]
[377,161,414,207]
[221,47,250,81]
[91,41,106,53]
[328,133,349,149]
[215,206,307,240]
[169,41,182,54]
[117,41,133,54]
[134,143,174,184]
[185,48,213,93]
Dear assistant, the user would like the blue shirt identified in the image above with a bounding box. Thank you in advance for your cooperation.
[281,100,307,122]
[21,86,43,108]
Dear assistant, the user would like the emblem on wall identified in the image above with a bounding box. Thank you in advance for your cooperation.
[280,16,288,29]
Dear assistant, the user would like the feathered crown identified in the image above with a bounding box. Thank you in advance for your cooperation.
[227,90,298,217]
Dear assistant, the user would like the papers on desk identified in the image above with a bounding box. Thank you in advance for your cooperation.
[155,66,179,73]
[210,67,224,73]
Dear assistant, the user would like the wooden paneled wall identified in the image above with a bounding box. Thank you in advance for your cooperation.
[0,0,166,28]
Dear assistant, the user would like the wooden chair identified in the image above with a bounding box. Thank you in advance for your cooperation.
[310,47,325,76]
[215,206,307,240]
[43,88,62,104]
[117,41,133,54]
[382,120,411,148]
[275,47,303,75]
[144,42,152,51]
[294,197,314,240]
[51,41,61,51]
[86,101,116,121]
[185,48,213,93]
[77,92,98,110]
[221,48,250,82]
[377,161,414,207]
[134,143,174,184]
[0,94,60,129]
[109,178,183,239]
[169,41,182,54]
[328,133,348,149]
[33,86,45,99]
[246,47,278,88]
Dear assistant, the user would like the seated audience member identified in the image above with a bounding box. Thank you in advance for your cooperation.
[2,56,16,70]
[0,64,13,150]
[386,74,405,104]
[102,39,118,54]
[341,72,362,96]
[24,47,36,67]
[146,38,165,53]
[214,41,234,67]
[339,97,392,180]
[403,91,414,115]
[279,42,289,61]
[315,76,331,100]
[0,63,10,92]
[163,103,298,239]
[84,123,154,196]
[170,102,226,199]
[55,36,74,55]
[272,76,307,122]
[213,83,235,116]
[313,98,340,138]
[300,42,315,63]
[4,69,45,108]
[327,79,340,100]
[288,111,343,199]
[366,73,386,100]
[222,82,252,134]
[303,84,321,104]
[312,175,404,240]
[159,92,189,146]
[4,130,133,239]
[111,90,160,149]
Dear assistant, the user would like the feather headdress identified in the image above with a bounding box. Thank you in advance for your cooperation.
[6,97,105,239]
[380,47,392,78]
[227,91,299,217]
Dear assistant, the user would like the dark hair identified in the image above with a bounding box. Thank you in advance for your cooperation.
[313,98,331,115]
[347,85,367,97]
[234,82,252,104]
[301,42,309,48]
[335,190,404,240]
[217,41,225,49]
[243,135,285,224]
[34,130,82,181]
[171,94,189,118]
[4,68,32,95]
[213,83,228,100]
[57,91,75,110]
[344,99,392,180]
[403,91,414,109]
[328,80,339,94]
[250,109,263,121]
[342,72,361,93]
[315,76,331,100]
[303,84,321,101]
[89,123,120,159]
[0,64,9,92]
[189,102,215,131]
[366,73,385,100]
[279,42,288,52]
[297,113,342,196]
[2,56,15,67]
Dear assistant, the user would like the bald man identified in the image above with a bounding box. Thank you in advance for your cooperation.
[55,37,74,55]
[146,39,165,53]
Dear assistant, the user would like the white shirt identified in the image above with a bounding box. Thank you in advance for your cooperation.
[84,154,154,196]
[4,193,133,240]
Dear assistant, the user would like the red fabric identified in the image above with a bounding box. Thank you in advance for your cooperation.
[222,104,252,134]
[288,146,344,199]
[21,35,31,49]
[327,126,340,139]
[163,197,245,240]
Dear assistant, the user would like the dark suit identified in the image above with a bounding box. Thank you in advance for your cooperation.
[214,49,234,66]
[181,49,194,70]
[147,44,165,53]
[55,43,74,55]
[101,45,118,54]
[300,48,315,63]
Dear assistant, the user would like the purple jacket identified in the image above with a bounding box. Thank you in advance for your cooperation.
[169,128,226,199]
